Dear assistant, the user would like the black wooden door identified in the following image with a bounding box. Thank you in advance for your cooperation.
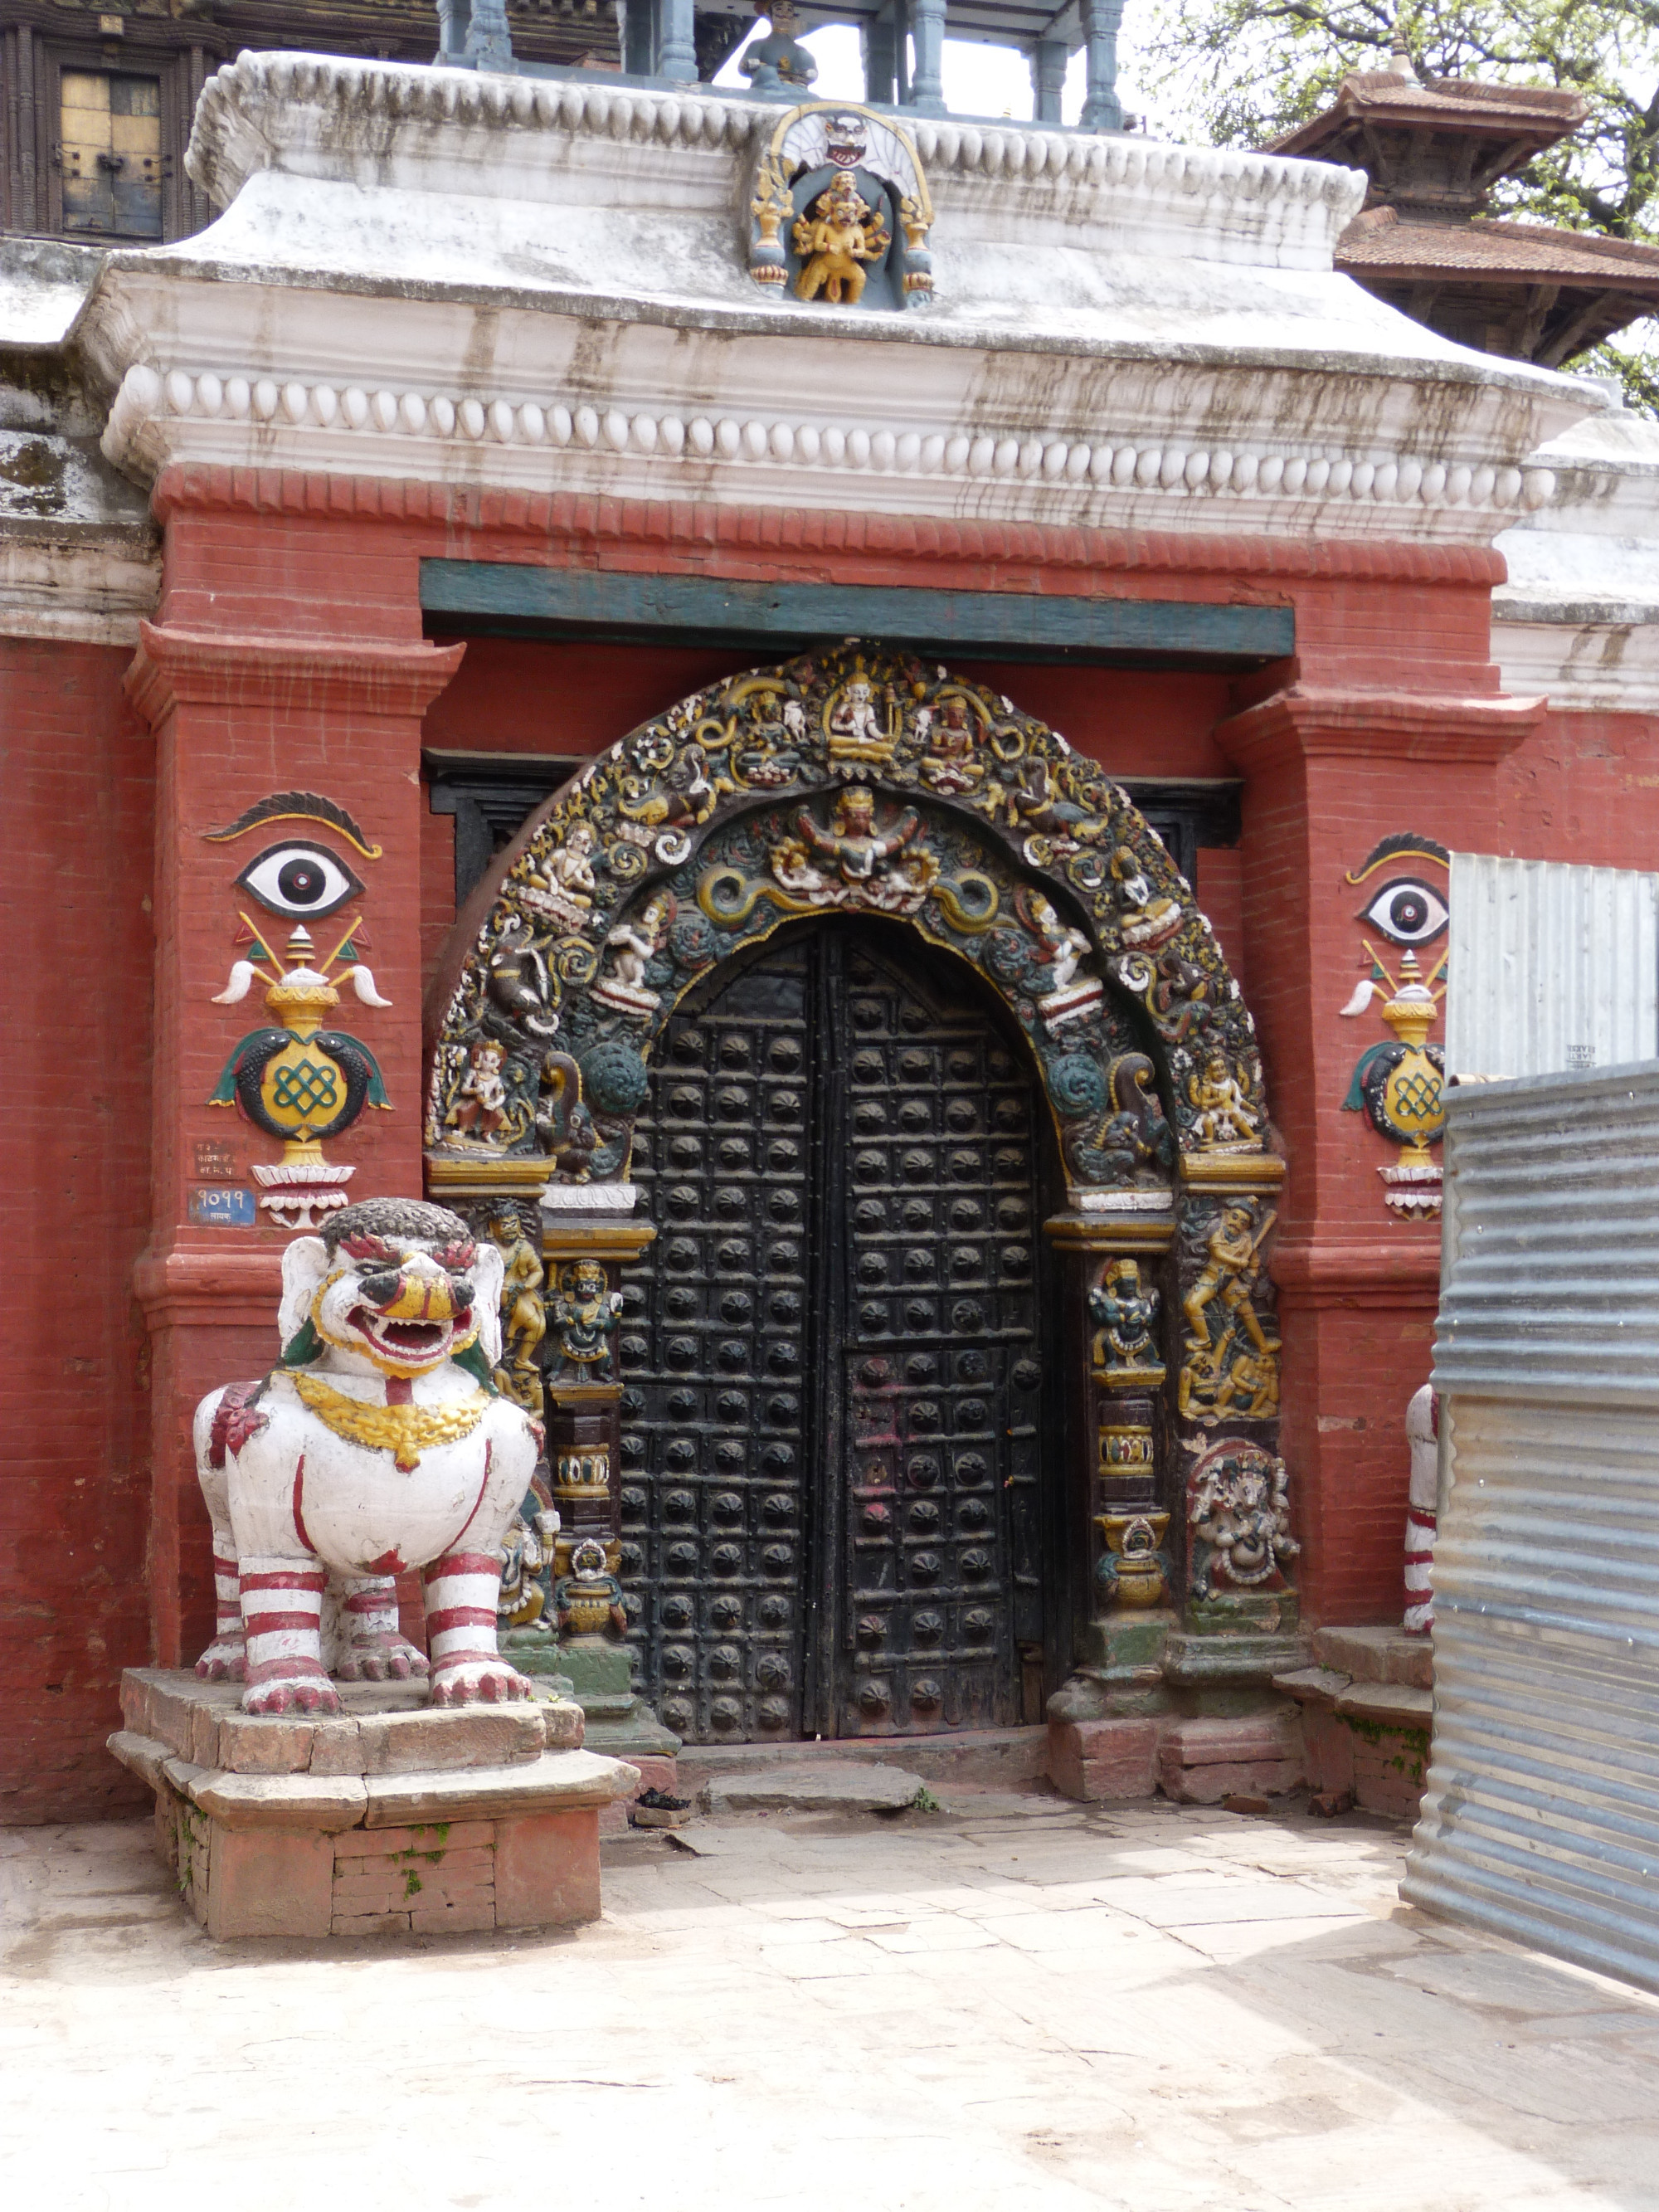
[618,919,1051,1745]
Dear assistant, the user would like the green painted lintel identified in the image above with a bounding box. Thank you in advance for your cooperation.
[419,561,1295,670]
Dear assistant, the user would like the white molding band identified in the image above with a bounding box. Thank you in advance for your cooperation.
[103,360,1557,536]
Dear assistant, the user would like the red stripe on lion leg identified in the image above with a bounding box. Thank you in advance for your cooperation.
[424,1605,499,1636]
[422,1552,501,1584]
[241,1609,328,1633]
[343,1581,400,1615]
[240,1570,327,1593]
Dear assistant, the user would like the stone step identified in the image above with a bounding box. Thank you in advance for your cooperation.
[676,1725,1049,1792]
[699,1762,930,1816]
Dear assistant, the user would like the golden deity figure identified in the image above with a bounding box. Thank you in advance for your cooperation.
[799,785,922,886]
[1187,1049,1262,1151]
[1179,1202,1281,1421]
[793,170,889,305]
[1183,1202,1277,1358]
[917,694,985,794]
[485,1206,547,1417]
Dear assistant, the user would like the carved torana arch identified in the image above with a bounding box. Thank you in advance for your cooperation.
[426,643,1271,1193]
[426,645,1296,1709]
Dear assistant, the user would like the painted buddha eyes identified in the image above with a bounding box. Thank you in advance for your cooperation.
[1360,876,1448,946]
[236,839,365,919]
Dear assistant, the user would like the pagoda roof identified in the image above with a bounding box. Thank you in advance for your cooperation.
[1273,66,1587,161]
[1339,206,1659,298]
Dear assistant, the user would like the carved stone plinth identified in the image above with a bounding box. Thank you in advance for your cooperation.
[109,1668,637,1940]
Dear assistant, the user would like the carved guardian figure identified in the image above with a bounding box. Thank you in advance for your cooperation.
[192,1196,539,1715]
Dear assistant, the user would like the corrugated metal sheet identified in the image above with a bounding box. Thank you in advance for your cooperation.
[1445,852,1659,1080]
[1404,1065,1659,1990]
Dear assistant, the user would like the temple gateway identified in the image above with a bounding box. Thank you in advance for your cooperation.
[8,12,1659,1866]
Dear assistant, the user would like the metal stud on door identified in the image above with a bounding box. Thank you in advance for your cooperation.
[834,931,1043,1735]
[619,945,812,1746]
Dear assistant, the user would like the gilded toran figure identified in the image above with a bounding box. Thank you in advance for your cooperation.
[1088,1258,1162,1379]
[1187,1049,1260,1148]
[795,785,921,887]
[446,1038,509,1141]
[485,1206,547,1416]
[547,1258,623,1386]
[554,1537,629,1637]
[1027,891,1092,993]
[192,1197,538,1714]
[1182,1203,1277,1362]
[793,169,890,305]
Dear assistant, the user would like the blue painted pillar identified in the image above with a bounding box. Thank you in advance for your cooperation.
[1030,37,1068,124]
[1079,0,1125,132]
[462,0,513,70]
[863,11,899,104]
[907,0,947,114]
[618,0,654,76]
[656,0,698,82]
[434,0,470,61]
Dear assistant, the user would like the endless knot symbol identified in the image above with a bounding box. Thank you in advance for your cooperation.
[1394,1067,1441,1123]
[272,1058,340,1115]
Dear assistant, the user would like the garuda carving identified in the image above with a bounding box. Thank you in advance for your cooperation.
[192,1197,539,1716]
[747,103,934,310]
[428,646,1267,1203]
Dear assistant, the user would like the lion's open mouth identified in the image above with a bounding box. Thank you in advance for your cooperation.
[350,1307,459,1366]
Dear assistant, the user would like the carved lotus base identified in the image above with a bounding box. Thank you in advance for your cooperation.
[1379,1157,1443,1219]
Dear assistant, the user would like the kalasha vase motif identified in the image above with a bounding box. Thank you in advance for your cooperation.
[1339,832,1450,1220]
[192,1196,541,1716]
[209,915,394,1228]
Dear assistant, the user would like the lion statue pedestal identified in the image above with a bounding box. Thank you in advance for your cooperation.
[107,1197,637,1939]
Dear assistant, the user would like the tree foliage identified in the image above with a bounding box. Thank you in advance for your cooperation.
[1141,0,1659,406]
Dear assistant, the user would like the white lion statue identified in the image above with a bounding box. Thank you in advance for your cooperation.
[193,1196,539,1716]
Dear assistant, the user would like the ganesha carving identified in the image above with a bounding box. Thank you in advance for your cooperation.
[192,1196,540,1716]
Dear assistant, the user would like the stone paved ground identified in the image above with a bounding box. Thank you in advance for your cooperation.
[6,1789,1659,2211]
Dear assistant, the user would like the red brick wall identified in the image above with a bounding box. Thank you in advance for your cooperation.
[1500,706,1659,864]
[0,640,155,1820]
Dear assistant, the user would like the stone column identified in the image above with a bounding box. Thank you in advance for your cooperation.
[1078,0,1125,133]
[126,615,464,1669]
[1029,38,1069,126]
[654,0,699,85]
[907,0,947,115]
[863,11,899,105]
[463,0,514,69]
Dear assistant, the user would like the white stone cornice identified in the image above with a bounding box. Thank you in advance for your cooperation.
[1492,609,1659,716]
[99,347,1559,543]
[187,52,1365,272]
[0,524,159,645]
